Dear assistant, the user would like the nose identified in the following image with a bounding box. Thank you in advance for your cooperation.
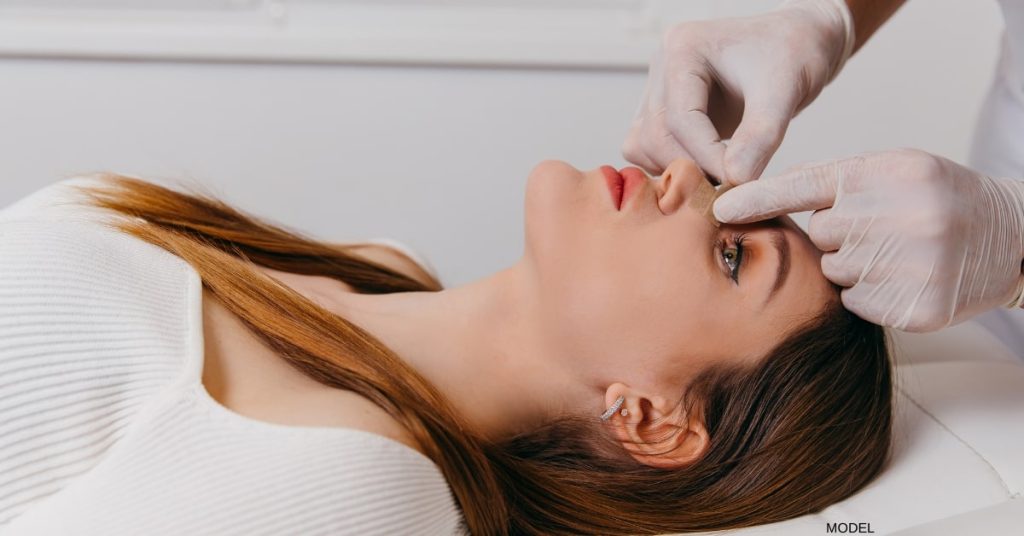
[655,158,715,215]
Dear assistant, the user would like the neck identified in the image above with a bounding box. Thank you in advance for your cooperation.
[325,262,595,441]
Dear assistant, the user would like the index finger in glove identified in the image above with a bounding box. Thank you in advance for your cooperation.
[663,59,727,182]
[712,162,841,224]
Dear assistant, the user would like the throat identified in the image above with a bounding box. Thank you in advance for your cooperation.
[231,262,582,443]
[323,265,572,442]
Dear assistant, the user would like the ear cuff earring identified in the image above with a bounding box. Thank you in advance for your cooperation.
[600,395,625,421]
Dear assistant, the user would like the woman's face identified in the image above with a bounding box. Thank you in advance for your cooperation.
[522,159,835,393]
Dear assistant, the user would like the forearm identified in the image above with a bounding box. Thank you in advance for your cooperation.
[845,0,906,53]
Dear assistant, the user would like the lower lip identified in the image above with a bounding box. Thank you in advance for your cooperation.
[619,166,647,209]
[601,165,624,210]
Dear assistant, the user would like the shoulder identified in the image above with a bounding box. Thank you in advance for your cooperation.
[326,429,466,534]
[343,239,442,290]
[303,419,465,534]
[0,174,117,224]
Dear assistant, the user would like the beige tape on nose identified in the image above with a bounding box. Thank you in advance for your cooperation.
[661,159,731,227]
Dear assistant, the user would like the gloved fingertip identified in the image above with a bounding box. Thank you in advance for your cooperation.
[711,189,744,223]
[679,142,726,186]
[723,146,765,187]
[703,153,728,187]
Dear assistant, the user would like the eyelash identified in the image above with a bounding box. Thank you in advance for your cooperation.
[718,233,747,283]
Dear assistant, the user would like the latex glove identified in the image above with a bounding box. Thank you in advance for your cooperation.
[713,149,1024,332]
[623,0,854,185]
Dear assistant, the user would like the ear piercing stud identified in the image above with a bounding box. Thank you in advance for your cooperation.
[600,395,625,421]
[620,408,629,417]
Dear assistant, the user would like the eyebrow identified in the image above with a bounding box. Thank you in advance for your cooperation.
[763,229,791,307]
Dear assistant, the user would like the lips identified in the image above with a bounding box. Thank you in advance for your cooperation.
[618,166,646,209]
[600,166,624,209]
[601,165,649,210]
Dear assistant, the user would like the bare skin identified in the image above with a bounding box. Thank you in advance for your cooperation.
[200,160,835,467]
[201,245,432,452]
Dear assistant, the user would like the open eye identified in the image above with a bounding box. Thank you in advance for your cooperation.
[720,235,746,283]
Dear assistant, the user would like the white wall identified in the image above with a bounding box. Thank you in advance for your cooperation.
[0,0,1004,286]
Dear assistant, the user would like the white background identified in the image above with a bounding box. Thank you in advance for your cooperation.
[0,0,1005,286]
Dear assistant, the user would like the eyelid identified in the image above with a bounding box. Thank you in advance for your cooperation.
[733,234,749,280]
[715,233,748,283]
[714,235,737,282]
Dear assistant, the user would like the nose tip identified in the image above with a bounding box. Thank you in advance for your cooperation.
[657,158,714,215]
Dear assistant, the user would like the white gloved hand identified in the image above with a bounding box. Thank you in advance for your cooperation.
[713,149,1024,332]
[623,0,854,184]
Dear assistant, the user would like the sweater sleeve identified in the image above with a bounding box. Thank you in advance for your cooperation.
[361,237,442,283]
[2,180,442,284]
[0,174,118,224]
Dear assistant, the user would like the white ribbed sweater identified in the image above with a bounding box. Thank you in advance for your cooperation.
[0,178,465,535]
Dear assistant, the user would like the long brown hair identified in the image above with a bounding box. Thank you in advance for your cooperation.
[78,174,892,535]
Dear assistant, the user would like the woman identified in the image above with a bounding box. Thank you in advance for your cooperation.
[0,159,892,535]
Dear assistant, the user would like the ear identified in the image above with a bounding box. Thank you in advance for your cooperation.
[603,383,709,469]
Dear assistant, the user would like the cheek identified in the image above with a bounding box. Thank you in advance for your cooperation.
[531,218,723,377]
[520,165,748,381]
